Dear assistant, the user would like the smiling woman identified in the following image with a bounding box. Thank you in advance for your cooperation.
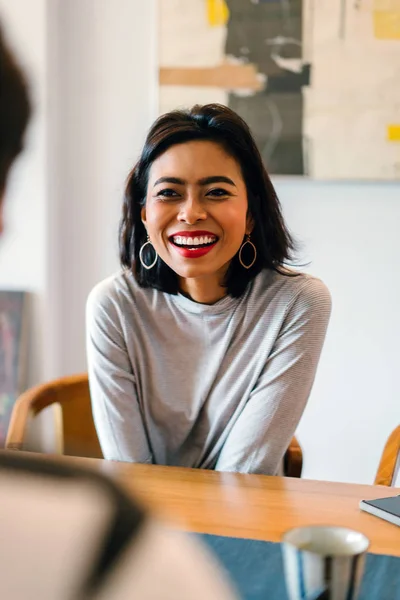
[86,104,332,475]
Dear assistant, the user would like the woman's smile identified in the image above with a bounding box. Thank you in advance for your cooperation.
[168,230,219,258]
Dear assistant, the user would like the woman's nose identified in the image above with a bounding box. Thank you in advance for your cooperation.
[177,196,207,224]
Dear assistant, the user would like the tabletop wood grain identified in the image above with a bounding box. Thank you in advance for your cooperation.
[60,455,400,557]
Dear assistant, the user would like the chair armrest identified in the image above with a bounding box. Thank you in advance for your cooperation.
[374,425,400,486]
[4,385,48,450]
[284,437,303,478]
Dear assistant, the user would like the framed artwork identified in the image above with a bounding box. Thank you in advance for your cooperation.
[158,0,400,179]
[0,291,29,447]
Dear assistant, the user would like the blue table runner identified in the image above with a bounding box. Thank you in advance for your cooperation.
[196,533,400,600]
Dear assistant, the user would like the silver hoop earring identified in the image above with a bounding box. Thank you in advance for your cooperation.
[239,235,257,269]
[139,236,158,270]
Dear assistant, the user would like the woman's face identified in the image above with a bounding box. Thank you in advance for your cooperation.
[141,140,252,284]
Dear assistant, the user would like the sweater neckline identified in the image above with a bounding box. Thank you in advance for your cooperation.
[171,289,241,315]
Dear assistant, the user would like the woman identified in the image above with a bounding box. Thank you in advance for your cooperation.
[86,104,331,475]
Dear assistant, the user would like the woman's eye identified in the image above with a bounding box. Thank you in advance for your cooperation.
[156,188,179,199]
[206,188,230,198]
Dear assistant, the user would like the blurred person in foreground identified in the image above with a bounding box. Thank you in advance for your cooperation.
[0,22,236,600]
[0,23,31,233]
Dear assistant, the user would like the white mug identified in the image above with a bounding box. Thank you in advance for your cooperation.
[282,525,369,600]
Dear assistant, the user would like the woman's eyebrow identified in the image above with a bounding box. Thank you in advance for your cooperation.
[198,176,236,187]
[153,175,237,187]
[153,176,185,187]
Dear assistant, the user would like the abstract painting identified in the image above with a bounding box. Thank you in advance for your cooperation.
[158,0,400,179]
[0,291,29,447]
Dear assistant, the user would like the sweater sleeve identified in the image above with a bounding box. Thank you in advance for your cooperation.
[214,277,331,475]
[86,283,153,464]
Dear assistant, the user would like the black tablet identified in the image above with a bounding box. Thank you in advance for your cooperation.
[359,495,400,527]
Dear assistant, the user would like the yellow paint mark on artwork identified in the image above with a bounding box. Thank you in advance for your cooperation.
[373,1,400,38]
[206,0,229,27]
[387,125,400,141]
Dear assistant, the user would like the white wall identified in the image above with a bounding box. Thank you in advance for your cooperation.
[276,180,400,484]
[0,1,398,484]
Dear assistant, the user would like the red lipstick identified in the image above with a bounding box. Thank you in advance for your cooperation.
[169,230,218,259]
[170,230,217,237]
[172,245,217,258]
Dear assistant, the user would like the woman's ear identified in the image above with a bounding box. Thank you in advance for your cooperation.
[141,206,147,229]
[246,213,254,236]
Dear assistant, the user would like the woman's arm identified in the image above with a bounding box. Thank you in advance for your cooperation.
[86,284,153,463]
[214,277,331,475]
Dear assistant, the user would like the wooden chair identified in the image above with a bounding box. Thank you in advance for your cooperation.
[374,425,400,487]
[5,373,303,476]
[5,373,102,458]
[284,436,303,478]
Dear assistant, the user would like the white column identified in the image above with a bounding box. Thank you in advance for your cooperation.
[48,0,158,376]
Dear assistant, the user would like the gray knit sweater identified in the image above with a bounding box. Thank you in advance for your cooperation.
[86,269,331,475]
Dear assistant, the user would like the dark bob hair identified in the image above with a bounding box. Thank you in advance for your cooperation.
[119,103,296,298]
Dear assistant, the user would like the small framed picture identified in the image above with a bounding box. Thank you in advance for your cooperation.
[0,291,29,446]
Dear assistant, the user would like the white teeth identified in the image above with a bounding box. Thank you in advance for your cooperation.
[172,235,217,246]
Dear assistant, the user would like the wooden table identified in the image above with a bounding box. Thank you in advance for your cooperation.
[63,456,399,557]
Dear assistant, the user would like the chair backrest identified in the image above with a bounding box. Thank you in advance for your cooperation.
[6,373,302,476]
[374,425,400,487]
[5,374,102,459]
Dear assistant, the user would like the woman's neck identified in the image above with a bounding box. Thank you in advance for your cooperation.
[179,275,227,305]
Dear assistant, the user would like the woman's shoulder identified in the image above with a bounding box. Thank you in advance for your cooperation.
[253,269,332,314]
[86,269,142,317]
[88,269,126,302]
